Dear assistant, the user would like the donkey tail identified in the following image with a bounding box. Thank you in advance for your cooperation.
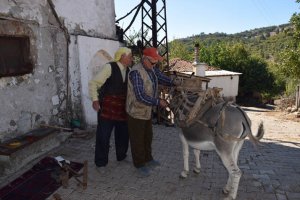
[233,104,264,145]
[248,121,264,145]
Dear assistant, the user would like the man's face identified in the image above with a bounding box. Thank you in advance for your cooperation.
[144,56,158,69]
[122,53,133,67]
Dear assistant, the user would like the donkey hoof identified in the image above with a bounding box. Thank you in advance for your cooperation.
[179,170,189,178]
[193,167,200,174]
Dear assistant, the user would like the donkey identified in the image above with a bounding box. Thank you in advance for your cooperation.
[169,89,264,200]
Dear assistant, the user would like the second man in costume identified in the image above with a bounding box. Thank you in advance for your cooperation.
[89,47,133,168]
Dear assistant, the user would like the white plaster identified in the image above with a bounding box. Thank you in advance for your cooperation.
[68,36,81,101]
[9,126,17,131]
[34,79,40,84]
[57,67,64,73]
[59,93,65,99]
[207,75,240,98]
[193,63,206,77]
[77,36,119,125]
[0,0,13,13]
[48,66,53,72]
[52,108,58,115]
[52,95,60,105]
[52,0,116,37]
[0,79,7,89]
[0,0,47,24]
[11,78,17,86]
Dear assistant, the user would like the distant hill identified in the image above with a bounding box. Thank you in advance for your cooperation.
[175,23,294,62]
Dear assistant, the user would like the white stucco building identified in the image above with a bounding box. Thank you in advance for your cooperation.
[205,70,242,101]
[169,58,242,101]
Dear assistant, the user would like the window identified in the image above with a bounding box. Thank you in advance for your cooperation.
[0,36,33,77]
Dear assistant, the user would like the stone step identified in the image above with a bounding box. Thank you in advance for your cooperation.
[0,127,72,178]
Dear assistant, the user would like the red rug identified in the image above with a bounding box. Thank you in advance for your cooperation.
[0,157,83,200]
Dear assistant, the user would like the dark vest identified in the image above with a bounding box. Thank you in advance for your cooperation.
[98,62,128,100]
[98,62,129,121]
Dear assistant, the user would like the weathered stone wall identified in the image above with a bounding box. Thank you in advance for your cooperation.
[0,0,68,141]
[0,0,120,140]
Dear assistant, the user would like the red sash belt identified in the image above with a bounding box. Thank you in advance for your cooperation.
[100,95,127,121]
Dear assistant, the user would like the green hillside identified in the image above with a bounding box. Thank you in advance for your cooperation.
[174,23,294,62]
[168,23,298,104]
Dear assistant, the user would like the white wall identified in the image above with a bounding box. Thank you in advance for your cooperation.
[207,75,240,98]
[76,36,120,125]
[52,0,120,126]
[0,0,47,24]
[52,0,116,38]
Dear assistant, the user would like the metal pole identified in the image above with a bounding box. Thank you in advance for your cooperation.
[163,0,169,67]
[151,0,157,47]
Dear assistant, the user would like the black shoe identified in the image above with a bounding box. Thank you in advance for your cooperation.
[95,163,107,167]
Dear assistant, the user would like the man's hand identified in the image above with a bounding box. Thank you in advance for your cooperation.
[159,99,168,108]
[92,100,101,112]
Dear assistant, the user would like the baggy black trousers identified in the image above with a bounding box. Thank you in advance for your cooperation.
[94,116,129,167]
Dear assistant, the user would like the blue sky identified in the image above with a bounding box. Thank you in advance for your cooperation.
[115,0,300,40]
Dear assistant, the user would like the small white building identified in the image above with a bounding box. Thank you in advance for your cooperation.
[169,58,242,101]
[205,70,242,101]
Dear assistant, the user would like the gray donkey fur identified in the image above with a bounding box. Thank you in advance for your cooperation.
[170,96,264,200]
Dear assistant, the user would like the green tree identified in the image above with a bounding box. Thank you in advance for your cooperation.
[273,1,300,94]
[169,39,193,61]
[200,42,276,98]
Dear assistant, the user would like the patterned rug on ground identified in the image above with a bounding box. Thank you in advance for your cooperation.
[0,156,83,200]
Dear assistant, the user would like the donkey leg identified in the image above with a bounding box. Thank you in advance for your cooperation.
[193,149,201,174]
[233,141,244,165]
[220,153,242,200]
[179,132,189,178]
[221,157,232,196]
[228,142,244,199]
[223,141,244,195]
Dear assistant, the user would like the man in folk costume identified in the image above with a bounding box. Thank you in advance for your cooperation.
[89,47,133,168]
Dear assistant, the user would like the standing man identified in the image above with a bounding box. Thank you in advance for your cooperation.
[126,47,174,177]
[89,47,133,168]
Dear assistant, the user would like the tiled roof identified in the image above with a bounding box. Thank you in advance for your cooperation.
[169,58,219,72]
